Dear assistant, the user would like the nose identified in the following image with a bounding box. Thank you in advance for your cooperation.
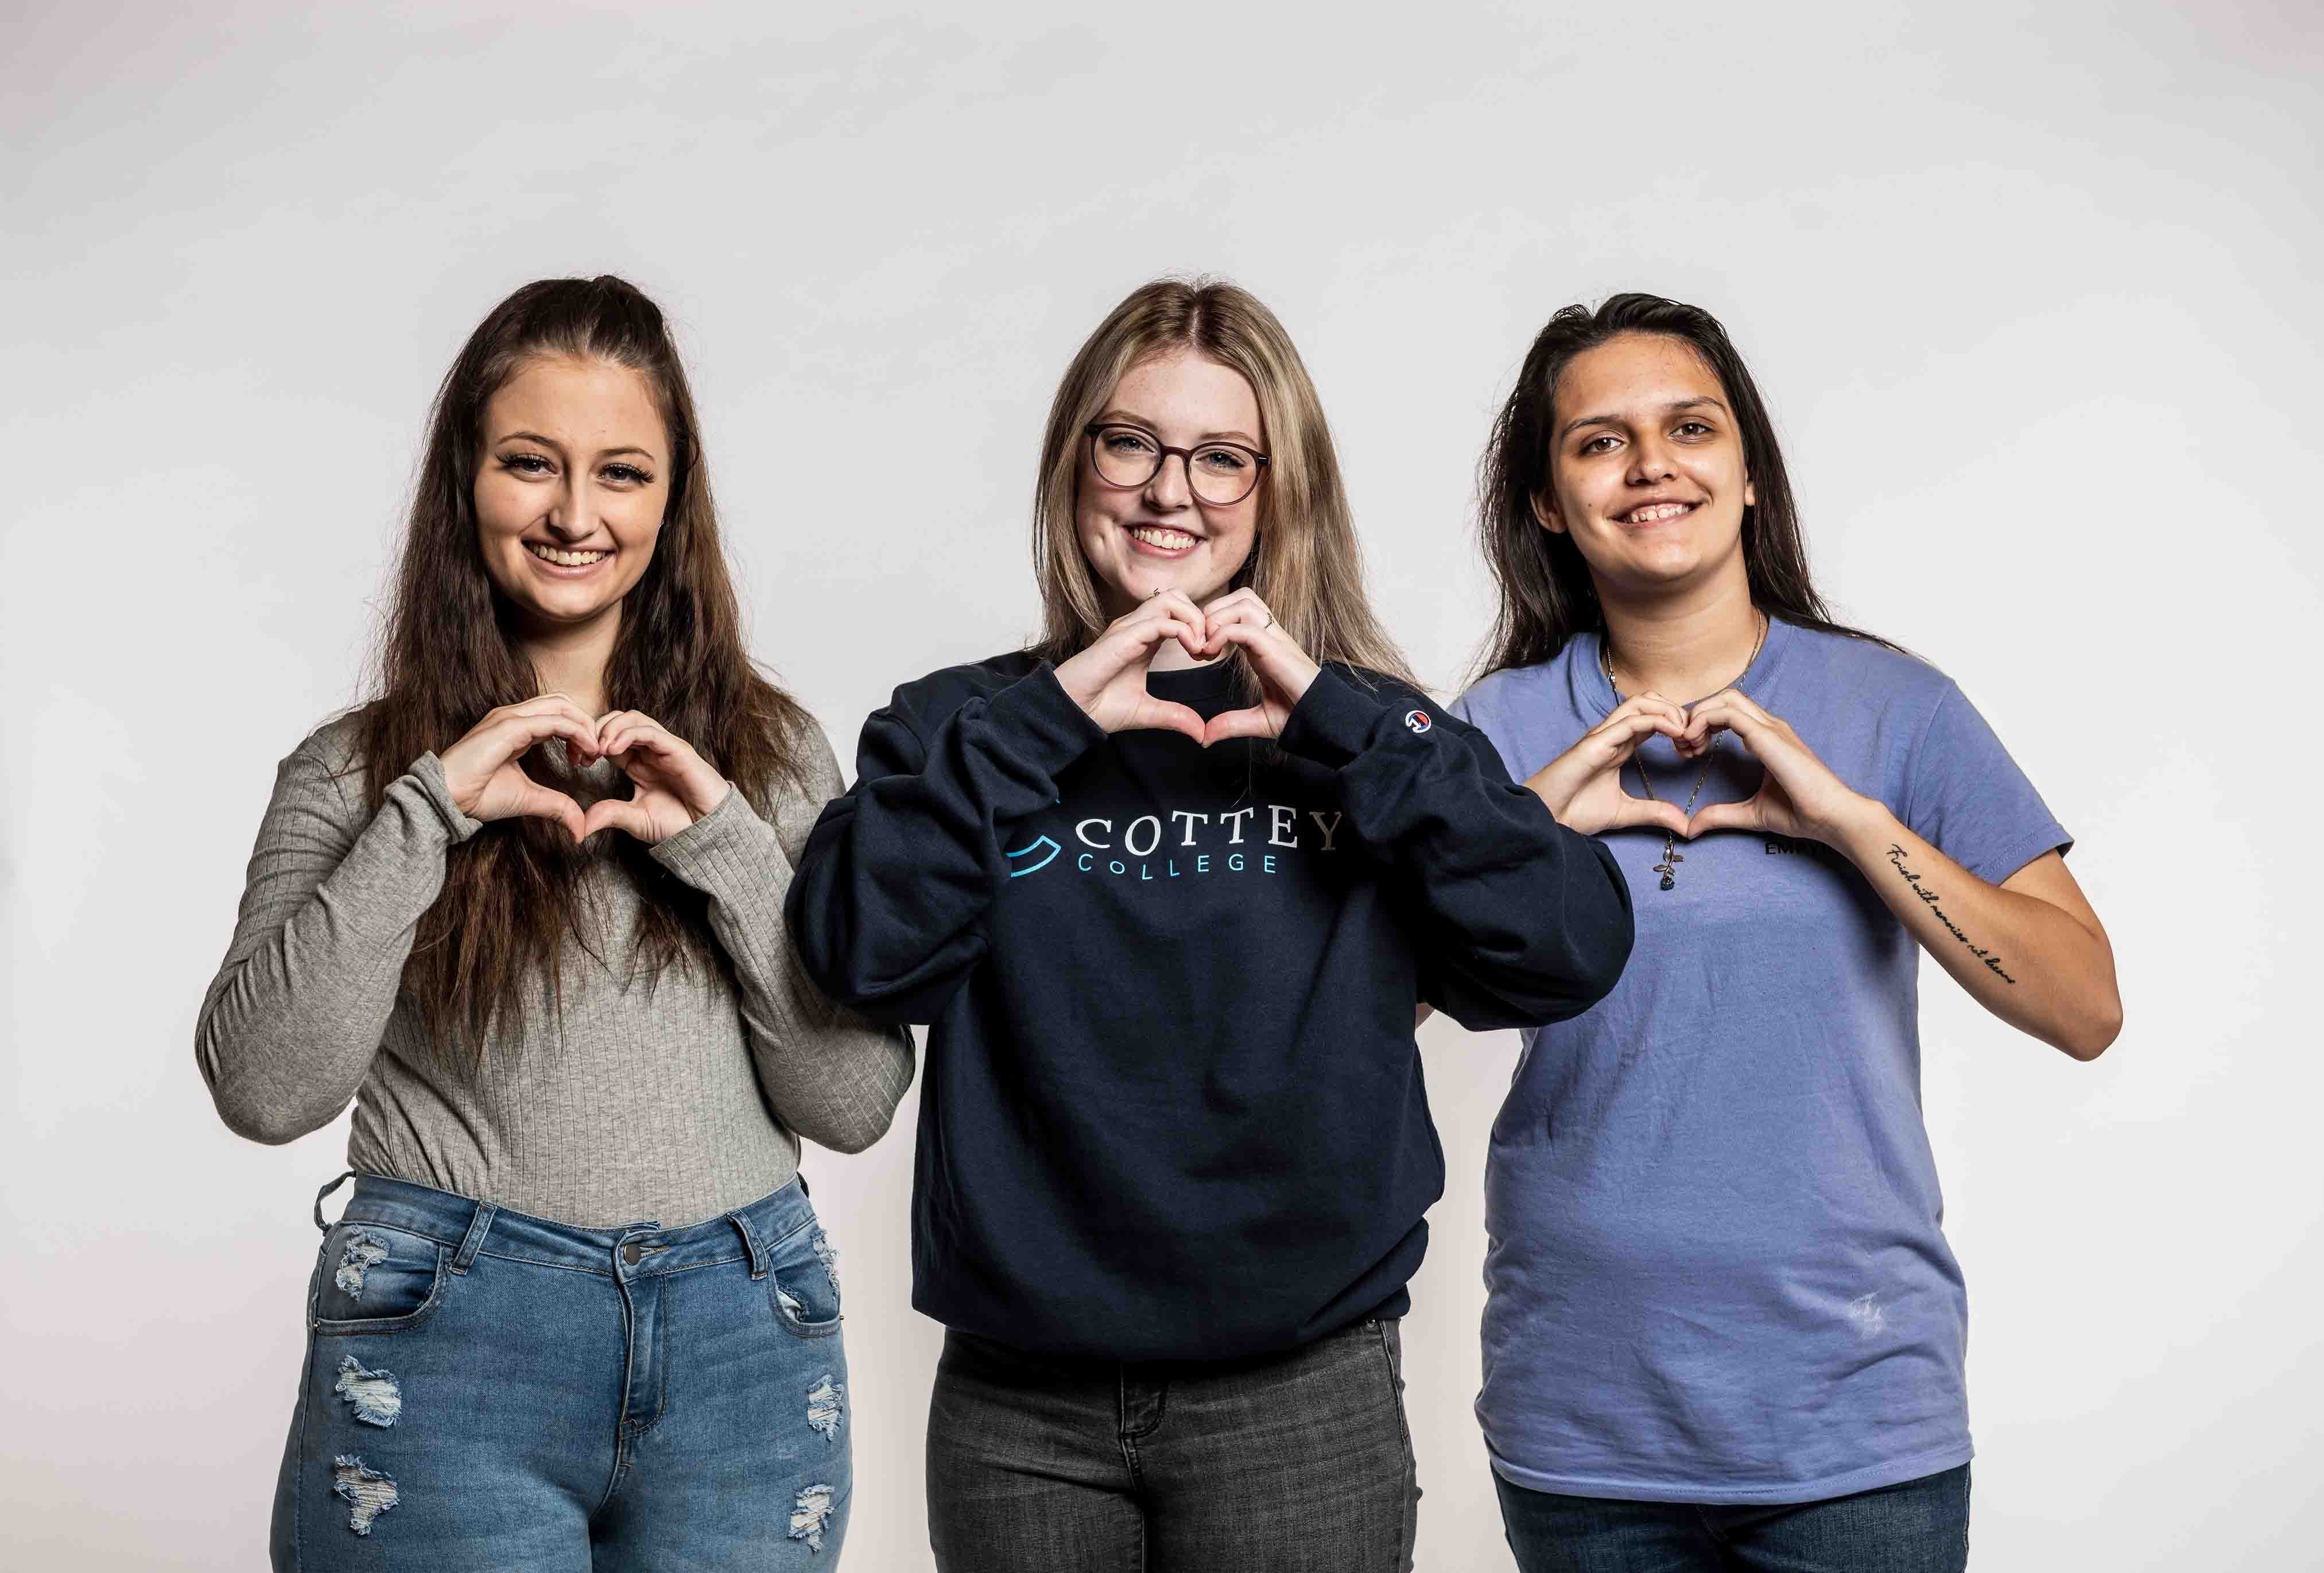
[1143,451,1193,510]
[1627,433,1677,485]
[541,477,596,541]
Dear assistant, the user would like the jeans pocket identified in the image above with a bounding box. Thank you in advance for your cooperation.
[769,1222,843,1339]
[310,1222,450,1335]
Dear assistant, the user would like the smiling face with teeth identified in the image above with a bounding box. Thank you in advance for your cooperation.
[1534,332,1756,597]
[1074,348,1264,627]
[474,353,670,642]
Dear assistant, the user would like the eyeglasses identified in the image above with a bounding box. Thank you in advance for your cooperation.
[1084,423,1270,507]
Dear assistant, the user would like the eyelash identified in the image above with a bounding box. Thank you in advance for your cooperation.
[498,454,654,485]
[1578,421,1715,455]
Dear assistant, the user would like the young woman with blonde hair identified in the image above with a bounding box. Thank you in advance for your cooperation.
[787,277,1636,1571]
[197,276,911,1569]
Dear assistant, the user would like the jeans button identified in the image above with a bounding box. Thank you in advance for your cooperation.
[622,1241,641,1266]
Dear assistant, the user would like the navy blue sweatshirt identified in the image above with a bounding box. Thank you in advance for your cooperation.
[787,652,1632,1360]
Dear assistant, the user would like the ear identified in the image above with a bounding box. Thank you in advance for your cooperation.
[1528,490,1567,536]
[1744,477,1757,509]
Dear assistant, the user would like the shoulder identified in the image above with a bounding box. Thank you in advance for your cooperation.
[1782,621,1946,687]
[285,708,374,800]
[291,708,369,773]
[878,649,1046,738]
[1450,656,1569,734]
[1776,621,1958,724]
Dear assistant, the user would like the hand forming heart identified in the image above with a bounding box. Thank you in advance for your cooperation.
[1678,688,1869,845]
[439,695,731,845]
[1524,692,1695,837]
[1053,588,1319,747]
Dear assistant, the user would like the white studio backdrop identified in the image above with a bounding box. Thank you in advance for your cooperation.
[5,2,2320,1567]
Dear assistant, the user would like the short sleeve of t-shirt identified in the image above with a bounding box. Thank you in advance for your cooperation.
[1900,682,2072,885]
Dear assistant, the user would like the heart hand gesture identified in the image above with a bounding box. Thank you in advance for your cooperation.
[1053,591,1212,744]
[1682,688,1869,844]
[1524,694,1694,836]
[582,712,734,844]
[1196,588,1318,745]
[438,694,604,843]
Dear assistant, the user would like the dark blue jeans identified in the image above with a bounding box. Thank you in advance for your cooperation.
[1496,1464,1970,1573]
[926,1318,1420,1571]
[270,1173,852,1570]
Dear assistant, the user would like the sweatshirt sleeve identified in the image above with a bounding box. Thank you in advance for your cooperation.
[649,727,917,1154]
[195,741,479,1145]
[784,664,1105,1025]
[1278,667,1636,1030]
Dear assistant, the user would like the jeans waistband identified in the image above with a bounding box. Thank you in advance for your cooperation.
[314,1171,818,1283]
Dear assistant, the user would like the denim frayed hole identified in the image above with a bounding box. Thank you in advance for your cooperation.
[331,1455,399,1535]
[806,1374,843,1442]
[333,1355,402,1427]
[789,1484,836,1552]
[334,1231,391,1297]
[810,1227,840,1296]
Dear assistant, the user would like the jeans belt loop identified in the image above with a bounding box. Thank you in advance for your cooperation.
[451,1202,499,1275]
[312,1171,357,1233]
[726,1206,771,1280]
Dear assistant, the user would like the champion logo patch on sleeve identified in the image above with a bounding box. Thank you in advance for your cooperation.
[1403,710,1433,734]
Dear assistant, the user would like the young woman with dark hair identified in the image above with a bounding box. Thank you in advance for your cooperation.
[1451,294,2121,1572]
[196,276,911,1570]
[786,277,1636,1571]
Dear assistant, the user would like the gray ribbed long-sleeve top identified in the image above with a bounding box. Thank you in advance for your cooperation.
[196,711,915,1229]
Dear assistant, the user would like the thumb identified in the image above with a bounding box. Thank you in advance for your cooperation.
[1686,800,1755,839]
[513,779,587,843]
[1606,797,1691,838]
[1202,705,1279,747]
[1126,699,1208,746]
[582,795,657,844]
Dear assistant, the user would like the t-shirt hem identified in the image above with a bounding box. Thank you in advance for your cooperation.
[1487,1437,1973,1506]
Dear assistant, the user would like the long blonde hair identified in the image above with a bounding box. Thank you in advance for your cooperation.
[1029,277,1415,688]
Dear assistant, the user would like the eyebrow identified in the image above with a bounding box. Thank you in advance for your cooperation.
[1095,408,1264,447]
[493,430,660,462]
[1558,396,1729,440]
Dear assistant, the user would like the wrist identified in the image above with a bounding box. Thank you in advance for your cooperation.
[1825,792,1901,860]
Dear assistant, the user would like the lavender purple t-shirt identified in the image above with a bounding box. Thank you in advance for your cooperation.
[1451,617,2069,1504]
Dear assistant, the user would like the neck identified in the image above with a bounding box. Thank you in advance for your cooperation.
[1597,568,1763,704]
[519,607,620,716]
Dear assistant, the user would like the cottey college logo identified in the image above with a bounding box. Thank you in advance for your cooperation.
[1004,800,1345,883]
[1403,709,1433,734]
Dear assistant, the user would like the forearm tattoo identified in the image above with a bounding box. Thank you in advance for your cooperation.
[1886,844,2018,984]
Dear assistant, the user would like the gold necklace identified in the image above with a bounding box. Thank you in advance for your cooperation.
[1601,612,1768,892]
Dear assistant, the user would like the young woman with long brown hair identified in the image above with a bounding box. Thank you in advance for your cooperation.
[196,276,910,1569]
[1450,293,2122,1572]
[785,277,1636,1571]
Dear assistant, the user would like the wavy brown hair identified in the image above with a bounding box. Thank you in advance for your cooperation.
[1472,292,1896,682]
[352,276,814,1068]
[1030,277,1416,690]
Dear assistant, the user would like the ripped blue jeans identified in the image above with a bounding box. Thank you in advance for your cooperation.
[270,1173,850,1570]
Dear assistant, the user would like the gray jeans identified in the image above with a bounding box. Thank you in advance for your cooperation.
[926,1318,1419,1572]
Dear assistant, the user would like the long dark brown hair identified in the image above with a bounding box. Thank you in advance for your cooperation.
[353,275,814,1068]
[1472,292,1895,681]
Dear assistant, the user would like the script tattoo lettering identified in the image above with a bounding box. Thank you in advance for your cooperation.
[1885,844,2016,983]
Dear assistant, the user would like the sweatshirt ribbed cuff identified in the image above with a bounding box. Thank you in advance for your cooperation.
[409,752,484,843]
[651,783,789,895]
[992,662,1109,777]
[1277,667,1390,769]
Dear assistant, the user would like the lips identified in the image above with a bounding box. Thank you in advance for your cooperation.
[526,542,611,568]
[1127,525,1200,553]
[1615,499,1700,525]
